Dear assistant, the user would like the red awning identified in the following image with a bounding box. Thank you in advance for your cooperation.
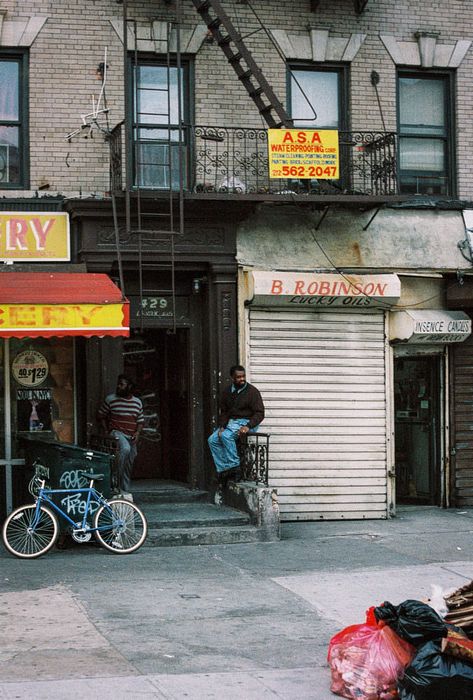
[0,273,129,338]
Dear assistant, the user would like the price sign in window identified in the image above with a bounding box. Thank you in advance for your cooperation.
[12,350,49,387]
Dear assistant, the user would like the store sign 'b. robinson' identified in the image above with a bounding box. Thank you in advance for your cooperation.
[251,271,401,308]
[0,212,70,261]
[268,129,339,179]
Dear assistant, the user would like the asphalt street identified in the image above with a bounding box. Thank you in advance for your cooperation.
[1,505,473,699]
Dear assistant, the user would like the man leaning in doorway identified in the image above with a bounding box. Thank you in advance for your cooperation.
[208,365,265,485]
[98,374,144,502]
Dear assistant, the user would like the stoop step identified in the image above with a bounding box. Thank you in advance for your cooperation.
[142,502,250,529]
[144,524,262,547]
[131,480,208,504]
[131,480,263,547]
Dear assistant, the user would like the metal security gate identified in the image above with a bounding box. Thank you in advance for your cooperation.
[248,309,388,520]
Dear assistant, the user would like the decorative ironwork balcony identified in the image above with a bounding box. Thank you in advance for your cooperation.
[109,124,399,198]
[239,432,270,486]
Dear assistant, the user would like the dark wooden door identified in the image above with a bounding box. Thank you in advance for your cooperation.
[394,356,441,504]
[123,328,190,482]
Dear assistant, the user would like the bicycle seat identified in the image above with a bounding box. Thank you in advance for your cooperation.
[78,470,104,481]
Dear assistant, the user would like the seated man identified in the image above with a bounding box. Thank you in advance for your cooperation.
[208,364,264,483]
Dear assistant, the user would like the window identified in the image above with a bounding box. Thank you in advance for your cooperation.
[288,66,347,189]
[132,61,190,189]
[398,73,453,195]
[288,66,347,129]
[0,52,28,188]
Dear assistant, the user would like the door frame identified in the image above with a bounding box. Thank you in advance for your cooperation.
[392,348,446,506]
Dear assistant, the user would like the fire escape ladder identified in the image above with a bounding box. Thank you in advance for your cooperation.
[191,0,292,128]
[121,8,185,333]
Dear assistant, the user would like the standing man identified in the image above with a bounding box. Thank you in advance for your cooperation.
[208,365,264,481]
[98,374,144,500]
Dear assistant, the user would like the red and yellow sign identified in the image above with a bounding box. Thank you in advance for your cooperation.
[0,303,129,337]
[0,212,70,261]
[268,129,339,179]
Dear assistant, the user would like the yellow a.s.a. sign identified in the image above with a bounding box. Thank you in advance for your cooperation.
[0,212,70,261]
[268,129,339,179]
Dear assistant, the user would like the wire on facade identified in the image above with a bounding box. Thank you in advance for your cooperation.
[292,199,468,311]
[370,70,387,133]
[244,0,317,124]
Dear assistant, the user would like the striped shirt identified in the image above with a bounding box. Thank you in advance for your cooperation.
[98,393,144,437]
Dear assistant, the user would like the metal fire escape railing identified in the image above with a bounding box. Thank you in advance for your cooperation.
[115,0,186,334]
[110,124,399,197]
[191,0,292,128]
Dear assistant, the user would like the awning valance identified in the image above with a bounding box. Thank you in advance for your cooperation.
[0,273,129,338]
[390,310,471,344]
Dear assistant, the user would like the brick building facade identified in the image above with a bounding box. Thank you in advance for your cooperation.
[2,0,473,520]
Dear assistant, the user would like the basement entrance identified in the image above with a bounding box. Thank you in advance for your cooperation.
[123,328,190,484]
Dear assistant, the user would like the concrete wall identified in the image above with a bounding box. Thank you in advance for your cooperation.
[2,0,473,198]
[237,205,471,273]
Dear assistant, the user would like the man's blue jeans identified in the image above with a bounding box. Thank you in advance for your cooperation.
[111,430,137,492]
[208,418,253,474]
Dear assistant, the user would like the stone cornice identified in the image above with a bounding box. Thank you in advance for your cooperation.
[270,28,366,62]
[109,19,207,55]
[0,12,47,47]
[380,33,472,68]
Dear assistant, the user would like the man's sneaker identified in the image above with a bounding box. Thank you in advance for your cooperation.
[120,492,134,502]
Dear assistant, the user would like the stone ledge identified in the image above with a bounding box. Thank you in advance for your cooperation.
[222,480,280,542]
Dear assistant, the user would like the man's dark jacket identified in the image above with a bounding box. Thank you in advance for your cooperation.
[219,383,264,429]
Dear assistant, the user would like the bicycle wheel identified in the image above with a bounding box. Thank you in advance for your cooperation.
[93,499,147,554]
[2,504,59,559]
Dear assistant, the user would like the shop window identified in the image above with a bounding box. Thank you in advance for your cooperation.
[398,73,454,196]
[0,52,28,188]
[10,339,76,452]
[0,342,4,455]
[132,61,191,190]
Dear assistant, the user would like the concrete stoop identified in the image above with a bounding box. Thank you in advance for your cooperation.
[130,480,280,547]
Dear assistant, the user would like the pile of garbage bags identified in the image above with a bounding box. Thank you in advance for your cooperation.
[328,597,473,699]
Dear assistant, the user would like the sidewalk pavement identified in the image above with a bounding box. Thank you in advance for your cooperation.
[1,505,473,699]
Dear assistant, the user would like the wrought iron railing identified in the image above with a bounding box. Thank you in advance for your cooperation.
[109,124,399,197]
[239,432,270,486]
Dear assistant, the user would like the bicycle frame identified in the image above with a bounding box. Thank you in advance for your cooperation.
[33,483,114,533]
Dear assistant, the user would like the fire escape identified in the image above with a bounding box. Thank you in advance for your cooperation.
[112,0,293,324]
[190,1,291,128]
[110,0,394,291]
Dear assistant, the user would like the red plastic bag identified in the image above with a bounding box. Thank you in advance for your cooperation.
[328,607,416,700]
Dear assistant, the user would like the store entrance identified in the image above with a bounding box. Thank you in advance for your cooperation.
[394,355,441,504]
[123,328,190,483]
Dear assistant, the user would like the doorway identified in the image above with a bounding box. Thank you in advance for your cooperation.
[123,328,190,483]
[394,355,441,504]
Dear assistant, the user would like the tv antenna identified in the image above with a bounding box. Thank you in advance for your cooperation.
[65,48,111,141]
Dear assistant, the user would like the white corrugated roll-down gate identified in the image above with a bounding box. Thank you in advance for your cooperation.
[248,308,388,521]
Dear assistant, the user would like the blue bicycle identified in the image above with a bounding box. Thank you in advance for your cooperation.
[2,462,147,558]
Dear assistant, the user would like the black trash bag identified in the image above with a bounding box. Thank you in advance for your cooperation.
[398,637,473,700]
[374,600,448,647]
